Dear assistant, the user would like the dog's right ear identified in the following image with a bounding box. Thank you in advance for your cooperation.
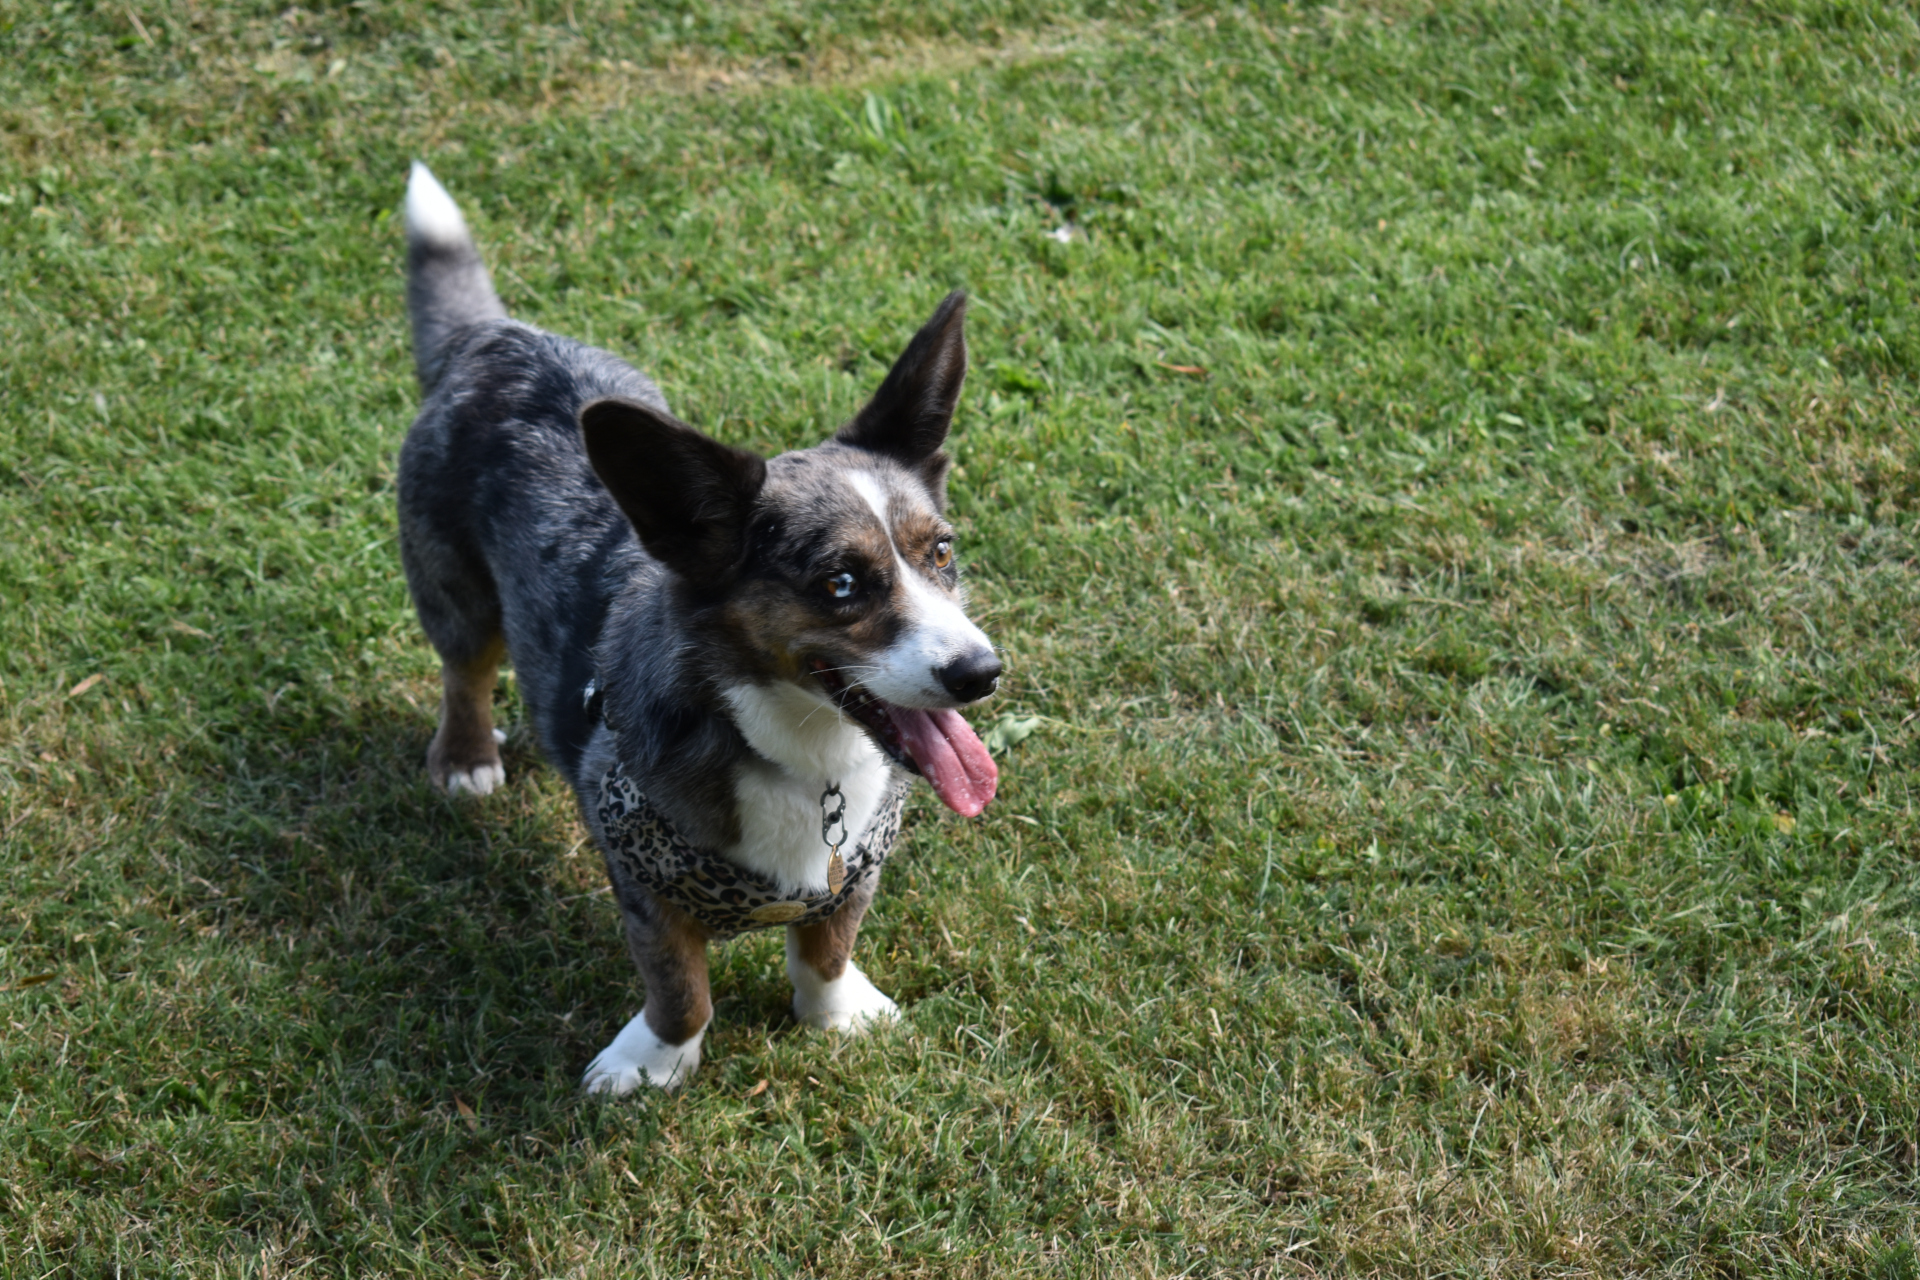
[581,397,767,584]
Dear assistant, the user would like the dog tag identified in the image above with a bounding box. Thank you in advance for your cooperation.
[748,901,808,925]
[827,850,846,895]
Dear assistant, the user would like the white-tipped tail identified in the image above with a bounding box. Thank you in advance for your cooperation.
[405,161,471,249]
[402,161,506,393]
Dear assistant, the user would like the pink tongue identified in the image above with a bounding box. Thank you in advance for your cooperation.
[891,707,999,817]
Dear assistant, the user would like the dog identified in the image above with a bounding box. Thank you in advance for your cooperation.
[395,163,1002,1093]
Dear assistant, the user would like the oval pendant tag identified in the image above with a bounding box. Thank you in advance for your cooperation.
[747,900,809,925]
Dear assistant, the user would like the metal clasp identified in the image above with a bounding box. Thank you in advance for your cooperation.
[820,782,849,895]
[820,782,848,850]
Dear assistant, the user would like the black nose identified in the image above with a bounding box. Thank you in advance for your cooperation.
[936,650,1002,704]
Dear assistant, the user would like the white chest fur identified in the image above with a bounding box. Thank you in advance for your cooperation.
[720,681,893,895]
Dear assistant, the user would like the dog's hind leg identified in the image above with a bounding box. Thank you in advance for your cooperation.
[584,898,713,1094]
[787,877,900,1032]
[428,634,507,795]
[399,508,510,795]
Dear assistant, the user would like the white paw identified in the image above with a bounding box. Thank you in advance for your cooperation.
[793,965,899,1032]
[787,935,900,1032]
[492,728,507,744]
[582,1010,704,1095]
[444,761,505,795]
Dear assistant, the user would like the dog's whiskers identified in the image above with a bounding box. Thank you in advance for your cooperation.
[799,663,882,730]
[811,662,880,679]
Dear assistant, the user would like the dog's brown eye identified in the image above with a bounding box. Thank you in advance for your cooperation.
[932,539,953,569]
[825,572,857,599]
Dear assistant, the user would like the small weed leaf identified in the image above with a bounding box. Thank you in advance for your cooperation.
[824,152,862,188]
[983,714,1042,754]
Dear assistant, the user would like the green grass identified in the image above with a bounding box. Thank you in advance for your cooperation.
[5,0,1920,1273]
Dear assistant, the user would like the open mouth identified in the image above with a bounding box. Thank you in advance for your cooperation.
[811,662,917,772]
[810,660,998,818]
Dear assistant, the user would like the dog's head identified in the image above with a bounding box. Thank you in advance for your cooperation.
[581,292,999,815]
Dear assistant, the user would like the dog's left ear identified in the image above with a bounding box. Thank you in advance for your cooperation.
[837,291,966,504]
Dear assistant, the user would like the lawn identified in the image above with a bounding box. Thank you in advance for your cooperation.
[3,0,1920,1274]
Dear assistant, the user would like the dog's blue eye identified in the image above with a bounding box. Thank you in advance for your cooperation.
[826,573,857,599]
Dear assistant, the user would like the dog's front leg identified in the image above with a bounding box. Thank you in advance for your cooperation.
[787,877,900,1032]
[584,897,712,1094]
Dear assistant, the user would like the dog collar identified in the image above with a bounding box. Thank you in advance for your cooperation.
[595,761,908,942]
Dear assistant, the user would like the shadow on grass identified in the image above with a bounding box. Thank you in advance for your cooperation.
[160,695,804,1126]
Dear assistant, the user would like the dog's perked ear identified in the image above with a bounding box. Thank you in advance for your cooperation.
[581,398,767,584]
[836,291,967,502]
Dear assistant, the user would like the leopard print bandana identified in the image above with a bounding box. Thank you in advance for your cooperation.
[596,761,909,942]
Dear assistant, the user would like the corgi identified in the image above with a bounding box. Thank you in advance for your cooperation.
[395,164,1001,1093]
